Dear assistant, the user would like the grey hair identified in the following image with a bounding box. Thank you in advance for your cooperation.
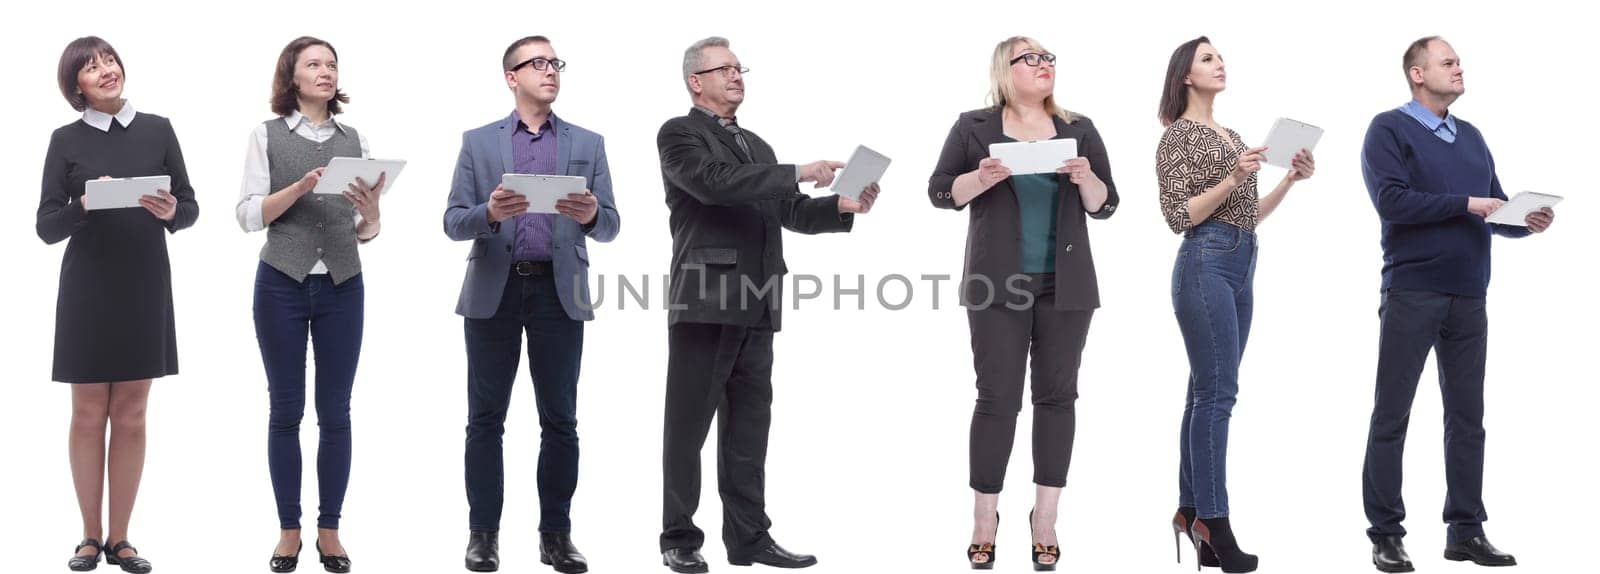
[682,36,730,93]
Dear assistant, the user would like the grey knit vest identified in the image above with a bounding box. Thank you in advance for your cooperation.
[260,118,363,284]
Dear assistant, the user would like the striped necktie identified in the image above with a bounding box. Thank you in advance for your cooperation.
[717,116,754,161]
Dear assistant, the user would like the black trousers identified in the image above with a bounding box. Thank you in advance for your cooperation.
[464,274,584,533]
[967,274,1094,493]
[1362,289,1490,544]
[660,322,777,554]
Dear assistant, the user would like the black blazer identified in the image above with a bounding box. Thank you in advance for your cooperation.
[928,107,1118,310]
[657,108,854,330]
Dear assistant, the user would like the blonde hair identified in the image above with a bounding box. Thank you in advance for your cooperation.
[987,36,1073,123]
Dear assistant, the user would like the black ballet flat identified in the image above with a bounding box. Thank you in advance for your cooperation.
[68,538,102,572]
[316,540,351,573]
[270,541,303,573]
[104,541,152,574]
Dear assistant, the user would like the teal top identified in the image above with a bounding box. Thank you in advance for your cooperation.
[1011,172,1060,274]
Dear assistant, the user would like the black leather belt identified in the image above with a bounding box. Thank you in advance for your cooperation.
[512,260,553,276]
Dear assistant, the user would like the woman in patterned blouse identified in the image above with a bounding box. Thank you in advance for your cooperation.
[1155,36,1315,574]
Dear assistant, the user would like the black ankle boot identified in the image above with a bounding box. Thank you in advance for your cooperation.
[1190,517,1258,573]
[1172,507,1220,567]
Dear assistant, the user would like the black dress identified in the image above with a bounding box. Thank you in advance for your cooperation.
[36,111,199,383]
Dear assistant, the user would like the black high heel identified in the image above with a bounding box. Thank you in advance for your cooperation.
[1171,507,1220,567]
[270,540,303,573]
[1190,517,1258,573]
[1029,509,1059,571]
[967,511,998,570]
[316,540,351,573]
[103,541,151,574]
[68,538,102,572]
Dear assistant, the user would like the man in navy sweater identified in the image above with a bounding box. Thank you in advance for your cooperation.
[1360,36,1556,573]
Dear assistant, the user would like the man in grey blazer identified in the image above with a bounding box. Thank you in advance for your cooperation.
[443,35,619,574]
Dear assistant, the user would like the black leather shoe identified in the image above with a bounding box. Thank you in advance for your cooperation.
[315,540,351,573]
[271,540,303,573]
[728,542,817,569]
[662,548,709,573]
[540,532,589,573]
[1444,536,1516,567]
[103,541,152,574]
[466,531,500,572]
[68,538,102,572]
[1372,536,1414,573]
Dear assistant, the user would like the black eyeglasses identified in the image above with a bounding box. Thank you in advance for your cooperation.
[511,57,567,73]
[1009,52,1057,67]
[692,65,749,78]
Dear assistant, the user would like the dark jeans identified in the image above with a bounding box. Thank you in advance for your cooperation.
[660,322,776,555]
[966,274,1094,493]
[464,273,584,533]
[253,261,364,530]
[1172,221,1257,519]
[1363,289,1490,544]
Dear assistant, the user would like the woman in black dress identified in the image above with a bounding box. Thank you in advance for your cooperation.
[36,36,199,574]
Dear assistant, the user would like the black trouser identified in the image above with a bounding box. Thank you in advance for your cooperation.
[1362,289,1489,544]
[967,274,1094,493]
[464,272,584,533]
[660,322,776,555]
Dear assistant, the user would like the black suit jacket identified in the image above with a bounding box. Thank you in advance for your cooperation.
[928,107,1119,310]
[658,108,854,330]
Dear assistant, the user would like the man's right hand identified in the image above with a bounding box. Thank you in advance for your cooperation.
[1467,197,1506,218]
[487,185,530,223]
[799,160,846,188]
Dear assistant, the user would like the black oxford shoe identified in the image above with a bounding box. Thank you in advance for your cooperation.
[1444,536,1516,567]
[540,532,588,573]
[663,548,709,573]
[1372,536,1414,573]
[465,531,500,572]
[728,542,816,569]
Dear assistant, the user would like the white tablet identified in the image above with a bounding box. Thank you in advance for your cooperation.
[313,157,407,195]
[1261,118,1323,169]
[84,175,169,210]
[988,138,1078,175]
[1486,191,1562,226]
[502,174,588,214]
[830,145,891,200]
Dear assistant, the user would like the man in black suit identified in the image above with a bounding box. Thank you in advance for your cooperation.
[656,36,880,574]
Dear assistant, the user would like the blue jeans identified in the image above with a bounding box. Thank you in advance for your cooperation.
[464,273,584,533]
[1172,221,1257,519]
[253,261,364,530]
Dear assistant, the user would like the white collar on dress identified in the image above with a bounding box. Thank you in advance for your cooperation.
[82,100,136,132]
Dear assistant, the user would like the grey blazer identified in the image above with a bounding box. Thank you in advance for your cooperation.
[443,113,620,320]
[927,107,1118,310]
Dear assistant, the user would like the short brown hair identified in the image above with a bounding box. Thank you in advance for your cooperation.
[271,36,349,117]
[1403,36,1443,87]
[58,36,122,112]
[503,35,552,71]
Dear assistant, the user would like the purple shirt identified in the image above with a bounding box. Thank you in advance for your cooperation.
[512,113,558,261]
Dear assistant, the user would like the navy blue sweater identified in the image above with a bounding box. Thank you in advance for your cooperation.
[1360,109,1529,297]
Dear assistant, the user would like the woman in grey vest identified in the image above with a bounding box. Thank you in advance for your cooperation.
[235,36,382,574]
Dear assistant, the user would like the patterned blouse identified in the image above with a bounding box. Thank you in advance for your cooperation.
[1156,118,1259,233]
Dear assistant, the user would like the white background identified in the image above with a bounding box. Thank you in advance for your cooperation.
[2,1,1595,572]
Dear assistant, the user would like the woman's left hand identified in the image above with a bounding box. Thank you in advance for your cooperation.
[1287,149,1316,182]
[138,189,178,222]
[344,172,386,222]
[1058,157,1100,186]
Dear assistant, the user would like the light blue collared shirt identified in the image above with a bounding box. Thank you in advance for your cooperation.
[1399,99,1458,143]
